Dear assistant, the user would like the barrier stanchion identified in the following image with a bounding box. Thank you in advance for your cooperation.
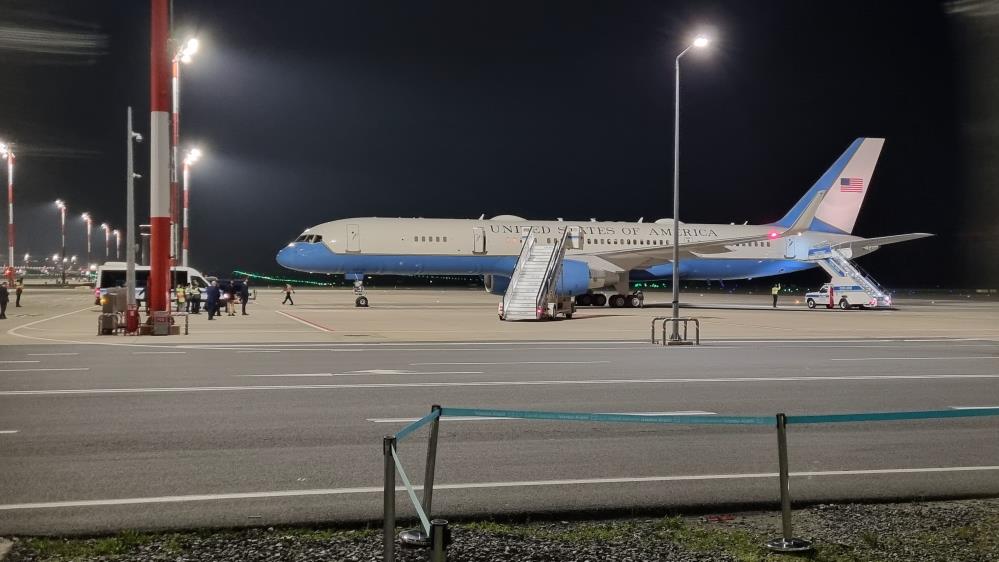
[423,404,442,515]
[765,413,812,553]
[383,435,396,562]
[431,519,449,562]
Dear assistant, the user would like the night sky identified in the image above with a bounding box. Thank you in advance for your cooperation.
[1,1,995,287]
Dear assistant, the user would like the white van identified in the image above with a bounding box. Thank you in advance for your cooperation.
[94,263,209,305]
[805,282,878,310]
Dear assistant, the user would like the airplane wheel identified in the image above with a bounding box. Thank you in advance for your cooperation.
[356,296,369,307]
[627,295,642,308]
[839,298,849,310]
[578,294,593,306]
[609,295,625,308]
[593,294,607,307]
[806,298,816,309]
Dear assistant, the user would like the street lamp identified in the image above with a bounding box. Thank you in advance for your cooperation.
[55,199,67,285]
[81,212,93,265]
[113,229,121,260]
[1,142,14,268]
[172,36,199,269]
[182,147,202,267]
[669,34,710,343]
[100,222,110,261]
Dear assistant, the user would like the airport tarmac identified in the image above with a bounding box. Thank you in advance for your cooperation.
[0,288,997,535]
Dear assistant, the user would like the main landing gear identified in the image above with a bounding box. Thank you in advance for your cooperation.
[353,280,369,307]
[574,292,644,308]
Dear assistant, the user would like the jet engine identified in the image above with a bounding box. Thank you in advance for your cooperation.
[555,259,591,296]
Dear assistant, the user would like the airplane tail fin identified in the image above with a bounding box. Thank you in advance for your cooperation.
[774,137,885,234]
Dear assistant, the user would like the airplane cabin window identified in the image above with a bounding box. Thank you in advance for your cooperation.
[436,236,440,242]
[413,236,418,242]
[443,236,447,242]
[421,236,426,242]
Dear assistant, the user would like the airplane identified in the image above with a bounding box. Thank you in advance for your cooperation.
[277,138,931,308]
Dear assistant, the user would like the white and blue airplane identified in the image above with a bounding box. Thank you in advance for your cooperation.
[277,138,931,306]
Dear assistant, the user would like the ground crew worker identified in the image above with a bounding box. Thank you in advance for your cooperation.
[15,278,23,307]
[189,284,202,314]
[239,278,250,315]
[282,283,295,305]
[772,282,781,308]
[176,284,186,312]
[0,282,8,319]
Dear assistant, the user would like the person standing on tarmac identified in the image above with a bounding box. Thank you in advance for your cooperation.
[772,282,782,308]
[0,282,9,319]
[15,278,23,307]
[282,283,295,305]
[239,278,250,315]
[175,284,186,312]
[189,283,201,314]
[205,280,220,320]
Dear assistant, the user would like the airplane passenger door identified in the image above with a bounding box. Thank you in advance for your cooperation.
[472,226,486,254]
[347,223,360,252]
[784,237,795,259]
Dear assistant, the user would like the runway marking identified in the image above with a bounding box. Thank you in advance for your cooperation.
[410,361,612,366]
[950,406,999,410]
[0,368,89,373]
[0,361,40,363]
[27,353,79,356]
[237,371,485,378]
[831,356,998,362]
[132,351,186,355]
[237,350,281,354]
[275,311,334,333]
[7,306,96,344]
[4,374,998,396]
[0,430,18,434]
[2,465,997,511]
[368,411,717,423]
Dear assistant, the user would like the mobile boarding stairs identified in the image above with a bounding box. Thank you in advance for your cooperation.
[806,244,892,308]
[499,228,582,321]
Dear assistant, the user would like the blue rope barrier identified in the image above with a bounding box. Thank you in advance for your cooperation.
[441,407,774,426]
[395,409,442,442]
[787,407,999,424]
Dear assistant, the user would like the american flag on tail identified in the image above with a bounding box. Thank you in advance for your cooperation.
[839,177,863,192]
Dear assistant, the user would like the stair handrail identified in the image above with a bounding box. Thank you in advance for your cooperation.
[830,249,889,297]
[502,229,538,317]
[535,230,570,315]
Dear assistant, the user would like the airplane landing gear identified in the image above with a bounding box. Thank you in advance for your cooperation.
[353,280,369,307]
[608,292,644,308]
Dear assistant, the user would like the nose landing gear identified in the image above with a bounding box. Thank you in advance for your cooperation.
[353,280,369,307]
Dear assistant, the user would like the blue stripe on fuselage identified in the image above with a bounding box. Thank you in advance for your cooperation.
[277,243,817,282]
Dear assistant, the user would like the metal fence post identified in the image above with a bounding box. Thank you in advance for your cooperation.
[383,435,397,562]
[765,413,812,552]
[431,519,449,562]
[423,404,442,515]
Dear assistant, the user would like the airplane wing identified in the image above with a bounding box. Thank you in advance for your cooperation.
[831,233,933,253]
[578,190,828,271]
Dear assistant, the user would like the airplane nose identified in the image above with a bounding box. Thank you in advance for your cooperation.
[276,245,295,269]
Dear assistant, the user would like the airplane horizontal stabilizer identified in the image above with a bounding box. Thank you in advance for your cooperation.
[831,233,933,253]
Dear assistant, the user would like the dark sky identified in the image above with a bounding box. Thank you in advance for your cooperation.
[1,1,995,287]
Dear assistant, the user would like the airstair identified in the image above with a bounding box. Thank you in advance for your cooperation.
[500,230,574,321]
[812,247,892,307]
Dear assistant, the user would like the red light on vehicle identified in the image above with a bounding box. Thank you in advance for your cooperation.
[768,231,779,239]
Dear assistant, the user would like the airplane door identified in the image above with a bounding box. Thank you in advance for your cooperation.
[784,237,795,259]
[347,223,360,252]
[566,225,583,250]
[472,226,486,254]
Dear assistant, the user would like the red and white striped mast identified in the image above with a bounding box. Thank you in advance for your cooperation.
[1,143,14,268]
[182,147,201,267]
[171,38,198,268]
[149,0,171,313]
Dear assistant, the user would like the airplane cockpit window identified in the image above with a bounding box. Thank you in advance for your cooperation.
[295,235,308,242]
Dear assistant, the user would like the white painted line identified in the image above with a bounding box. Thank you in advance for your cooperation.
[0,368,89,373]
[411,361,612,366]
[237,371,485,378]
[275,310,333,333]
[0,430,18,434]
[2,465,997,510]
[5,373,997,396]
[237,351,281,354]
[132,351,187,355]
[0,361,40,363]
[27,353,79,356]
[367,411,717,423]
[950,406,999,410]
[831,357,998,361]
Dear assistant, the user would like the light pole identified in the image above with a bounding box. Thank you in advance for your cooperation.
[55,199,67,285]
[182,147,201,267]
[127,106,143,308]
[101,223,110,262]
[172,37,198,272]
[81,212,93,266]
[669,34,710,342]
[113,229,121,260]
[1,142,13,268]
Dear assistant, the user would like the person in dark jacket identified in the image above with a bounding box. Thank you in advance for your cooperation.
[0,282,8,319]
[205,280,220,320]
[239,278,250,315]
